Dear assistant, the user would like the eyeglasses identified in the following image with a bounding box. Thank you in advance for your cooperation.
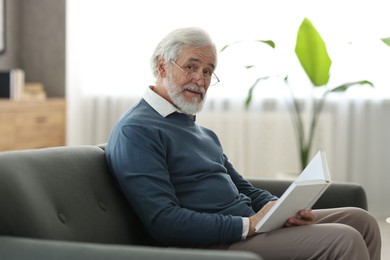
[170,60,220,86]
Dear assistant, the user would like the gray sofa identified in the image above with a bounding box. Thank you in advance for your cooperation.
[0,145,368,260]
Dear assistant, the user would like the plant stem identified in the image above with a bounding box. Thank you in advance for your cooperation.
[304,92,327,168]
[286,83,306,170]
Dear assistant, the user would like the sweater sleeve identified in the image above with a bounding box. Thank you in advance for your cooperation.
[223,154,278,212]
[105,124,243,246]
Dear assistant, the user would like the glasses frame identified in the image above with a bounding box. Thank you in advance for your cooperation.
[170,60,220,86]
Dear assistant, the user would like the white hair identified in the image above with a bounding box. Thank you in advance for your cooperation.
[150,27,217,78]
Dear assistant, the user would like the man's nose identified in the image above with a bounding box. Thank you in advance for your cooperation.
[191,72,207,86]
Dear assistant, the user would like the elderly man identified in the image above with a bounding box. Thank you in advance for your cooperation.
[105,27,381,259]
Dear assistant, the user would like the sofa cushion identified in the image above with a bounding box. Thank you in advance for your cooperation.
[0,146,153,245]
[248,178,368,210]
[0,236,262,260]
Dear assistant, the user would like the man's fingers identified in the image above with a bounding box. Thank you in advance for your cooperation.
[285,210,315,227]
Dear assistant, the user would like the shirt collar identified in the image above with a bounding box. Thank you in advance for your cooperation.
[143,86,196,121]
[143,86,177,117]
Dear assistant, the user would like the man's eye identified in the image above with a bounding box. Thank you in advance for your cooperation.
[203,70,212,77]
[185,64,198,72]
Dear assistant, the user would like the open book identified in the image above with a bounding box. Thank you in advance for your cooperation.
[255,151,331,233]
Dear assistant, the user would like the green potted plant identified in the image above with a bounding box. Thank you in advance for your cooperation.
[222,18,373,171]
[382,37,390,47]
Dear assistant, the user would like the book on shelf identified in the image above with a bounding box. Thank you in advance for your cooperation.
[0,70,47,101]
[255,150,331,233]
[0,69,25,100]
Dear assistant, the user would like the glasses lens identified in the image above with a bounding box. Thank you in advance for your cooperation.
[209,75,219,86]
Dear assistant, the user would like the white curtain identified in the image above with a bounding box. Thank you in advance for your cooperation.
[67,0,390,218]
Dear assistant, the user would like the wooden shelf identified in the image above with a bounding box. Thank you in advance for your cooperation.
[0,98,66,151]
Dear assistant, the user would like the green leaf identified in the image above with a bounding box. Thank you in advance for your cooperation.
[381,37,390,47]
[221,40,275,52]
[245,76,269,108]
[219,41,241,52]
[245,85,256,108]
[329,80,374,93]
[255,40,276,49]
[295,18,332,87]
[220,44,230,52]
[284,75,289,83]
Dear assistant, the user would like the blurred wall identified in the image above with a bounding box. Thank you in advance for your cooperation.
[0,0,66,98]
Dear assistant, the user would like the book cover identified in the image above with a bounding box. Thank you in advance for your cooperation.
[255,151,331,233]
[0,71,11,98]
[0,69,25,100]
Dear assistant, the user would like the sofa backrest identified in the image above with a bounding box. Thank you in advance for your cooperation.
[0,146,154,245]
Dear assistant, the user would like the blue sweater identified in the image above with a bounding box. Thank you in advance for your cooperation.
[105,99,277,246]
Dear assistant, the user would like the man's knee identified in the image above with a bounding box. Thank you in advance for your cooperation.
[327,224,370,259]
[342,207,379,231]
[350,207,376,223]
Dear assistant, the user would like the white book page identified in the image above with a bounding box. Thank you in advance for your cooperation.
[255,151,331,233]
[297,151,331,183]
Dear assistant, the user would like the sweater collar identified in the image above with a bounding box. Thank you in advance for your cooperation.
[143,86,196,121]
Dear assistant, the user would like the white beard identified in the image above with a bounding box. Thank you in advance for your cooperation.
[164,75,206,115]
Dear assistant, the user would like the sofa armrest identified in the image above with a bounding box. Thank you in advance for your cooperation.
[248,178,368,210]
[0,236,262,260]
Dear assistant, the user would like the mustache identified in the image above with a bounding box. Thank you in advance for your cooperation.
[183,85,206,96]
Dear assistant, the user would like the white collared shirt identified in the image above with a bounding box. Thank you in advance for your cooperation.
[143,86,178,117]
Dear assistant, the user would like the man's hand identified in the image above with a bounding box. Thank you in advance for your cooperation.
[248,201,276,237]
[248,204,316,237]
[284,209,316,227]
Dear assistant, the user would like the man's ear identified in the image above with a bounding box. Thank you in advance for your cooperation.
[157,58,167,78]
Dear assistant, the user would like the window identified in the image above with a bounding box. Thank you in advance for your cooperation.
[68,0,390,99]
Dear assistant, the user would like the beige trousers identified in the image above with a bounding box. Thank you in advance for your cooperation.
[228,207,381,260]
